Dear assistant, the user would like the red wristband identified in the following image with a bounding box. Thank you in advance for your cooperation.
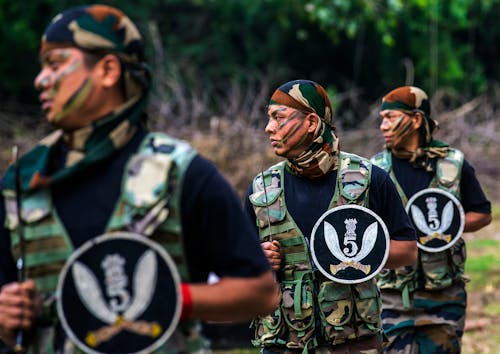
[180,283,193,321]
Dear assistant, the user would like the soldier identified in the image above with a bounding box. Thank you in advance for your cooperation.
[0,4,278,353]
[245,79,418,353]
[371,86,492,353]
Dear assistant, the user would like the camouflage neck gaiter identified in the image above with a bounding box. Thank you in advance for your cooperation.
[2,94,148,192]
[287,119,340,178]
[394,139,451,172]
[269,79,340,179]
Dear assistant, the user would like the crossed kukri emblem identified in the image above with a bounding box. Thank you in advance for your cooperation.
[72,250,162,347]
[324,220,377,275]
[410,200,453,245]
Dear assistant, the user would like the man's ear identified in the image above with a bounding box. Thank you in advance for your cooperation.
[97,54,122,88]
[413,112,424,129]
[305,113,319,133]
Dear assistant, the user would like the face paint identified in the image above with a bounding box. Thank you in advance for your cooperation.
[266,105,312,158]
[48,55,93,123]
[380,112,418,148]
[51,77,93,123]
[35,48,97,129]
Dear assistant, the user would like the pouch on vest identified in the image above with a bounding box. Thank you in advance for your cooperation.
[420,237,467,290]
[436,149,463,190]
[354,281,380,324]
[4,189,52,231]
[339,154,370,204]
[280,277,315,348]
[123,153,172,236]
[317,281,353,343]
[249,170,286,231]
[251,305,286,347]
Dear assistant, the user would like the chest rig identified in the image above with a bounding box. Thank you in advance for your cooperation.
[249,152,382,352]
[371,148,466,307]
[2,132,207,354]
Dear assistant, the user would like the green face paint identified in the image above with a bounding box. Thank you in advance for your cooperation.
[52,77,93,123]
[47,55,93,123]
[385,114,417,148]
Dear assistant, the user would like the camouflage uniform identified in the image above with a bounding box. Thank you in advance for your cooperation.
[248,155,382,354]
[245,79,415,354]
[372,149,467,354]
[2,132,210,354]
[0,5,272,353]
[372,86,491,354]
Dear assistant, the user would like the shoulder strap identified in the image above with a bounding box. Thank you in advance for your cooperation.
[370,150,391,172]
[434,148,463,197]
[335,152,372,206]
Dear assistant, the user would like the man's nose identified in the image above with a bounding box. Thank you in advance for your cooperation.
[380,118,391,130]
[34,70,51,91]
[265,120,277,134]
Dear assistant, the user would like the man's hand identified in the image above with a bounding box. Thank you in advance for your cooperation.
[0,280,40,347]
[261,240,282,272]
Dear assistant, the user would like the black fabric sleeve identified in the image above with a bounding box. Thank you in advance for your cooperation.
[368,165,416,242]
[460,159,491,214]
[180,155,270,282]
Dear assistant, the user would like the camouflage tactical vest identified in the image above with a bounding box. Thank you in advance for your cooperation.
[249,152,382,351]
[371,149,466,307]
[2,132,208,354]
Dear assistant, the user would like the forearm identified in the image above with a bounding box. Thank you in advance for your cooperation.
[384,240,418,269]
[464,211,492,232]
[187,271,278,322]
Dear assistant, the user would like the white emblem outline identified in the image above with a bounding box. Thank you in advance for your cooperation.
[56,232,181,354]
[310,204,390,284]
[406,188,465,253]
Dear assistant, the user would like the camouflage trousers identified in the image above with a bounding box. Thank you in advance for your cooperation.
[380,284,466,354]
[261,335,383,354]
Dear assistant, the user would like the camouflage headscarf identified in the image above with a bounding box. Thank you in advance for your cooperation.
[270,80,340,178]
[381,86,449,171]
[2,5,150,193]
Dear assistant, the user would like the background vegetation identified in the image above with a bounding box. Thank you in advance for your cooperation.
[0,1,498,353]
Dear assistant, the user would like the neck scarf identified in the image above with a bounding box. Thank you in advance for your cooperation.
[390,139,450,172]
[2,93,148,193]
[270,79,340,179]
[286,119,340,178]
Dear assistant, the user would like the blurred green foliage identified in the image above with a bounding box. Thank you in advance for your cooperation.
[1,0,499,123]
[465,238,500,292]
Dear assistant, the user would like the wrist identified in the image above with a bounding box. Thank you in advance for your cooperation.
[180,283,192,321]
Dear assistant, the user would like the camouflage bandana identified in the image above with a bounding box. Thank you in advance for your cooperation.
[381,86,449,171]
[40,4,150,99]
[270,80,340,179]
[2,94,148,193]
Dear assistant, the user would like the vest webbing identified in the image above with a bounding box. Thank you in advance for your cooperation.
[250,152,382,351]
[371,148,465,307]
[2,132,207,354]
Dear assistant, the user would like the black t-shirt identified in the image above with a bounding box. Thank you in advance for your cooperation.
[391,154,491,214]
[244,163,416,242]
[0,129,270,287]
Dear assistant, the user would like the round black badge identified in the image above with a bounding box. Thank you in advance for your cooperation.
[310,205,390,284]
[57,232,181,354]
[406,188,464,252]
